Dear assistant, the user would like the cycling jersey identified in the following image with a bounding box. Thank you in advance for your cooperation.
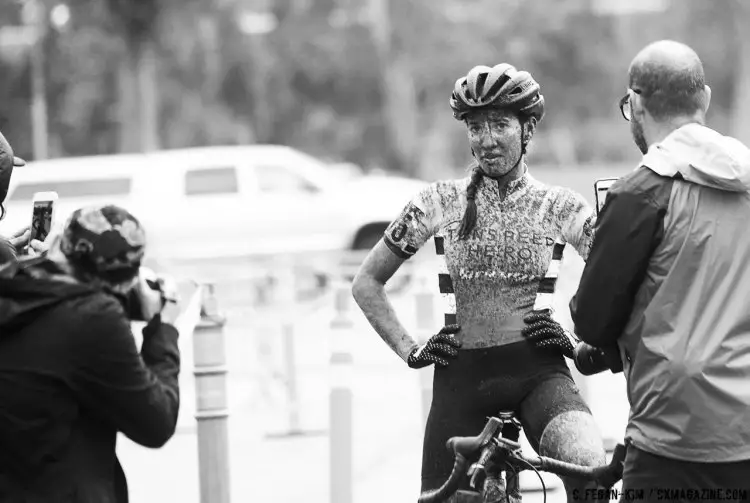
[384,167,596,348]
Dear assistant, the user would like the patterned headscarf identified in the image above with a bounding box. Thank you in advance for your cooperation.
[60,204,146,290]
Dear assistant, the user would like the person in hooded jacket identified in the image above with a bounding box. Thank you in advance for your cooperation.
[0,204,181,503]
[565,40,750,500]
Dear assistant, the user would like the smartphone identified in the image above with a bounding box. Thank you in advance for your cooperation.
[594,178,618,216]
[29,191,58,246]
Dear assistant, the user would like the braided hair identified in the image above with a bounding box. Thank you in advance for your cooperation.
[457,165,484,240]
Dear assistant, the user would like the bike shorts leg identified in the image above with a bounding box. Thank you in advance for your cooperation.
[419,342,580,500]
[420,395,487,494]
[519,370,607,502]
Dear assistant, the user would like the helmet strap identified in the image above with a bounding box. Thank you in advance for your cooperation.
[509,121,528,173]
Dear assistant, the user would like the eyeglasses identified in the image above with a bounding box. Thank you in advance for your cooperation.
[618,88,642,122]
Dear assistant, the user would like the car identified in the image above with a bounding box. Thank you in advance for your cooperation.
[0,145,427,280]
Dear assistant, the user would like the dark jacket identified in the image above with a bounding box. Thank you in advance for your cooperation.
[571,123,750,462]
[0,258,180,502]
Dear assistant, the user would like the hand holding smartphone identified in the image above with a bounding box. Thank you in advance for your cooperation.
[593,178,618,216]
[26,191,58,254]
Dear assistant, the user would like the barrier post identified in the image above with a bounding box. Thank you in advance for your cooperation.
[277,262,302,435]
[329,280,355,503]
[413,267,436,430]
[193,284,231,503]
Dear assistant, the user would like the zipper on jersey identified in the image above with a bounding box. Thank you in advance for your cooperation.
[495,178,508,202]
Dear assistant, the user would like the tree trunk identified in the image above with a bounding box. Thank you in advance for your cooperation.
[117,39,159,153]
[117,49,139,153]
[137,40,159,151]
[29,0,48,160]
[246,41,272,143]
[368,0,420,175]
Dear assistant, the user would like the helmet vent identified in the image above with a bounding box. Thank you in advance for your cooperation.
[474,73,488,98]
[487,75,510,98]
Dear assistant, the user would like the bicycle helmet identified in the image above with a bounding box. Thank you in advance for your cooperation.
[0,130,26,221]
[450,63,545,122]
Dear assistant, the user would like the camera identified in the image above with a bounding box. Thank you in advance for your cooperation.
[573,342,624,375]
[121,268,173,321]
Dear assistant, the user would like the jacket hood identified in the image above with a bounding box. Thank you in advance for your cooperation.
[0,258,95,333]
[641,123,750,192]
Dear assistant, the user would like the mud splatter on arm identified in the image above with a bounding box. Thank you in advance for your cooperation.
[352,240,420,362]
[352,184,442,362]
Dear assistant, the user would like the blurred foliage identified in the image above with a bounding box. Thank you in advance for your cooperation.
[0,0,748,179]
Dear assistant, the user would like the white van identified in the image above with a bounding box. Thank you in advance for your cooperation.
[0,145,426,270]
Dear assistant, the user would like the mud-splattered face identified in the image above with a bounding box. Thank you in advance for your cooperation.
[465,109,534,178]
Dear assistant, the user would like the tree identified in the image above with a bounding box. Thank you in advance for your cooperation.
[0,0,743,170]
[106,0,161,152]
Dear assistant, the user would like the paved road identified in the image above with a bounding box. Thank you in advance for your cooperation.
[118,249,630,502]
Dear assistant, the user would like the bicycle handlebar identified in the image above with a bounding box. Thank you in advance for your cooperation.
[528,442,626,487]
[417,452,470,503]
[418,417,504,503]
[418,433,626,503]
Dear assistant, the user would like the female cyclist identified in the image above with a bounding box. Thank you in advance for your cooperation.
[352,63,606,502]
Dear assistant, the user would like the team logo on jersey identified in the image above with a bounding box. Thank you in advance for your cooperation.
[442,220,557,272]
[386,202,427,256]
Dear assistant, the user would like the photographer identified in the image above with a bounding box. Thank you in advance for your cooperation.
[0,204,181,502]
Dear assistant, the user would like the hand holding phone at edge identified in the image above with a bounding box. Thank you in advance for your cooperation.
[8,227,30,253]
[8,225,52,257]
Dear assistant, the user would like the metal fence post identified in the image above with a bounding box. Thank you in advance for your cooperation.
[193,283,231,503]
[276,262,302,436]
[329,280,354,503]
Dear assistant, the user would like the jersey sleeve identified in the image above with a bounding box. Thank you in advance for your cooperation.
[560,189,597,261]
[383,183,441,259]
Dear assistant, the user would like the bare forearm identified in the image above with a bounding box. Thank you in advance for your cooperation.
[352,276,418,363]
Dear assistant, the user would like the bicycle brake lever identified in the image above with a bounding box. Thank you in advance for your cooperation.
[479,417,503,444]
[467,463,484,489]
[468,439,500,490]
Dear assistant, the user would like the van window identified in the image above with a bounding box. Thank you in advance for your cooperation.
[255,165,319,193]
[185,167,238,195]
[9,178,132,201]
